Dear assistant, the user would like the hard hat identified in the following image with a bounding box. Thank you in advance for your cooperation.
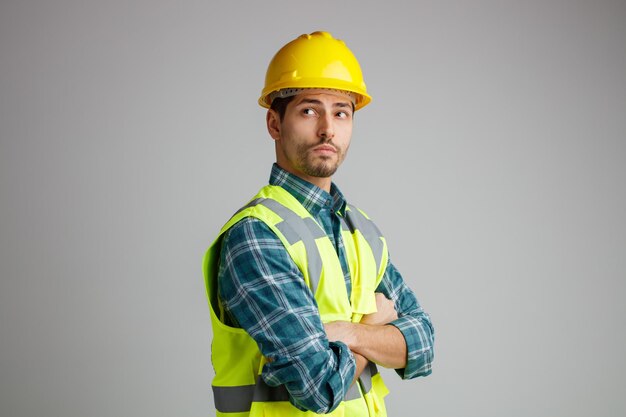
[258,31,372,110]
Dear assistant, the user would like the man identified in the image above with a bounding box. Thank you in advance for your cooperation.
[203,31,434,416]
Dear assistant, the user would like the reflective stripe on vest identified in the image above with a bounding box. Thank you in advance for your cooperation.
[212,363,380,413]
[237,197,326,293]
[341,204,385,276]
[260,198,326,293]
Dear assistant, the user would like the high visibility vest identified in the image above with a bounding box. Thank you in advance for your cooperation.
[203,185,391,416]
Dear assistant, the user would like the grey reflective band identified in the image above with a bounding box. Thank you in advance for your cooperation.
[213,381,288,413]
[232,197,326,293]
[257,199,326,293]
[342,205,385,274]
[252,375,366,404]
[358,361,379,394]
[214,364,378,412]
[235,199,385,293]
[234,197,266,216]
[253,378,290,402]
[344,382,361,401]
[212,384,255,413]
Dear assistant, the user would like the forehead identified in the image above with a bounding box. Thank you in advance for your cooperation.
[291,90,353,106]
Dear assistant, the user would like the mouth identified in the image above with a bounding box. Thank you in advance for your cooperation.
[311,145,337,154]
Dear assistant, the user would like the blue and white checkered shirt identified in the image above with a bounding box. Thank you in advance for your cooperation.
[217,164,434,413]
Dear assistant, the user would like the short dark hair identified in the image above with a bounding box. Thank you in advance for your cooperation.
[269,95,296,121]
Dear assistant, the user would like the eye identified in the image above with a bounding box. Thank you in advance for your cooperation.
[302,108,316,116]
[336,110,352,119]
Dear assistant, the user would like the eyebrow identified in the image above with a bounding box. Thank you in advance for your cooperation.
[296,98,353,108]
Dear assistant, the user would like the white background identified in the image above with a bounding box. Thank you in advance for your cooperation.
[1,1,625,416]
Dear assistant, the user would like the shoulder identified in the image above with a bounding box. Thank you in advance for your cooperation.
[218,213,301,283]
[221,216,280,250]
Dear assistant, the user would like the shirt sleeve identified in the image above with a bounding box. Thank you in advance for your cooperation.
[217,217,355,414]
[375,260,435,379]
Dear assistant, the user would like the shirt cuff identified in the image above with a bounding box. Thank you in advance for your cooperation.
[389,315,434,379]
[327,341,356,405]
[261,340,356,413]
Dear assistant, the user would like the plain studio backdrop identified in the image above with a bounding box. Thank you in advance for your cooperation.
[1,1,625,416]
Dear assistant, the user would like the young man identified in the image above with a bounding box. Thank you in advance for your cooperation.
[203,31,434,417]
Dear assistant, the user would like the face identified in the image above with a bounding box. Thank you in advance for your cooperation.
[267,91,354,185]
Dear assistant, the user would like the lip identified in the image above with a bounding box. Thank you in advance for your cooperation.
[312,145,337,153]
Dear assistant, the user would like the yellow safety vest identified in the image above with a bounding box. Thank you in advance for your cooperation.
[203,185,390,416]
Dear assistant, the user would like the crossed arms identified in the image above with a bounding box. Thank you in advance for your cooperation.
[325,292,408,384]
[218,218,434,413]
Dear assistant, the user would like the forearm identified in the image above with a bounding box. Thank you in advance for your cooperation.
[325,321,408,369]
[376,261,435,378]
[350,323,407,369]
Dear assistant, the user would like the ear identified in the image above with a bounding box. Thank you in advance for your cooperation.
[266,109,281,141]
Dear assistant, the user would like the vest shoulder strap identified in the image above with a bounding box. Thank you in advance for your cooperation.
[218,186,328,294]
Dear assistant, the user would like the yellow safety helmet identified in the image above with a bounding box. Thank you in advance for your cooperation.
[258,31,372,110]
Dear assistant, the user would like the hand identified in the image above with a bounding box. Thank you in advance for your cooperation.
[360,293,398,326]
[324,321,357,348]
[324,322,369,382]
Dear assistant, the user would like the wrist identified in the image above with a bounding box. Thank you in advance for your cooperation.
[348,322,368,354]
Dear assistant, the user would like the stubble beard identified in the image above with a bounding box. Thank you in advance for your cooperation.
[296,143,346,178]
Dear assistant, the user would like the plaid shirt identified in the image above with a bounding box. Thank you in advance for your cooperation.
[217,164,434,413]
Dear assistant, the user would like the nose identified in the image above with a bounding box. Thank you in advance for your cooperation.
[317,113,335,140]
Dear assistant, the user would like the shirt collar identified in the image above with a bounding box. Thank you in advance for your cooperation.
[269,163,347,216]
